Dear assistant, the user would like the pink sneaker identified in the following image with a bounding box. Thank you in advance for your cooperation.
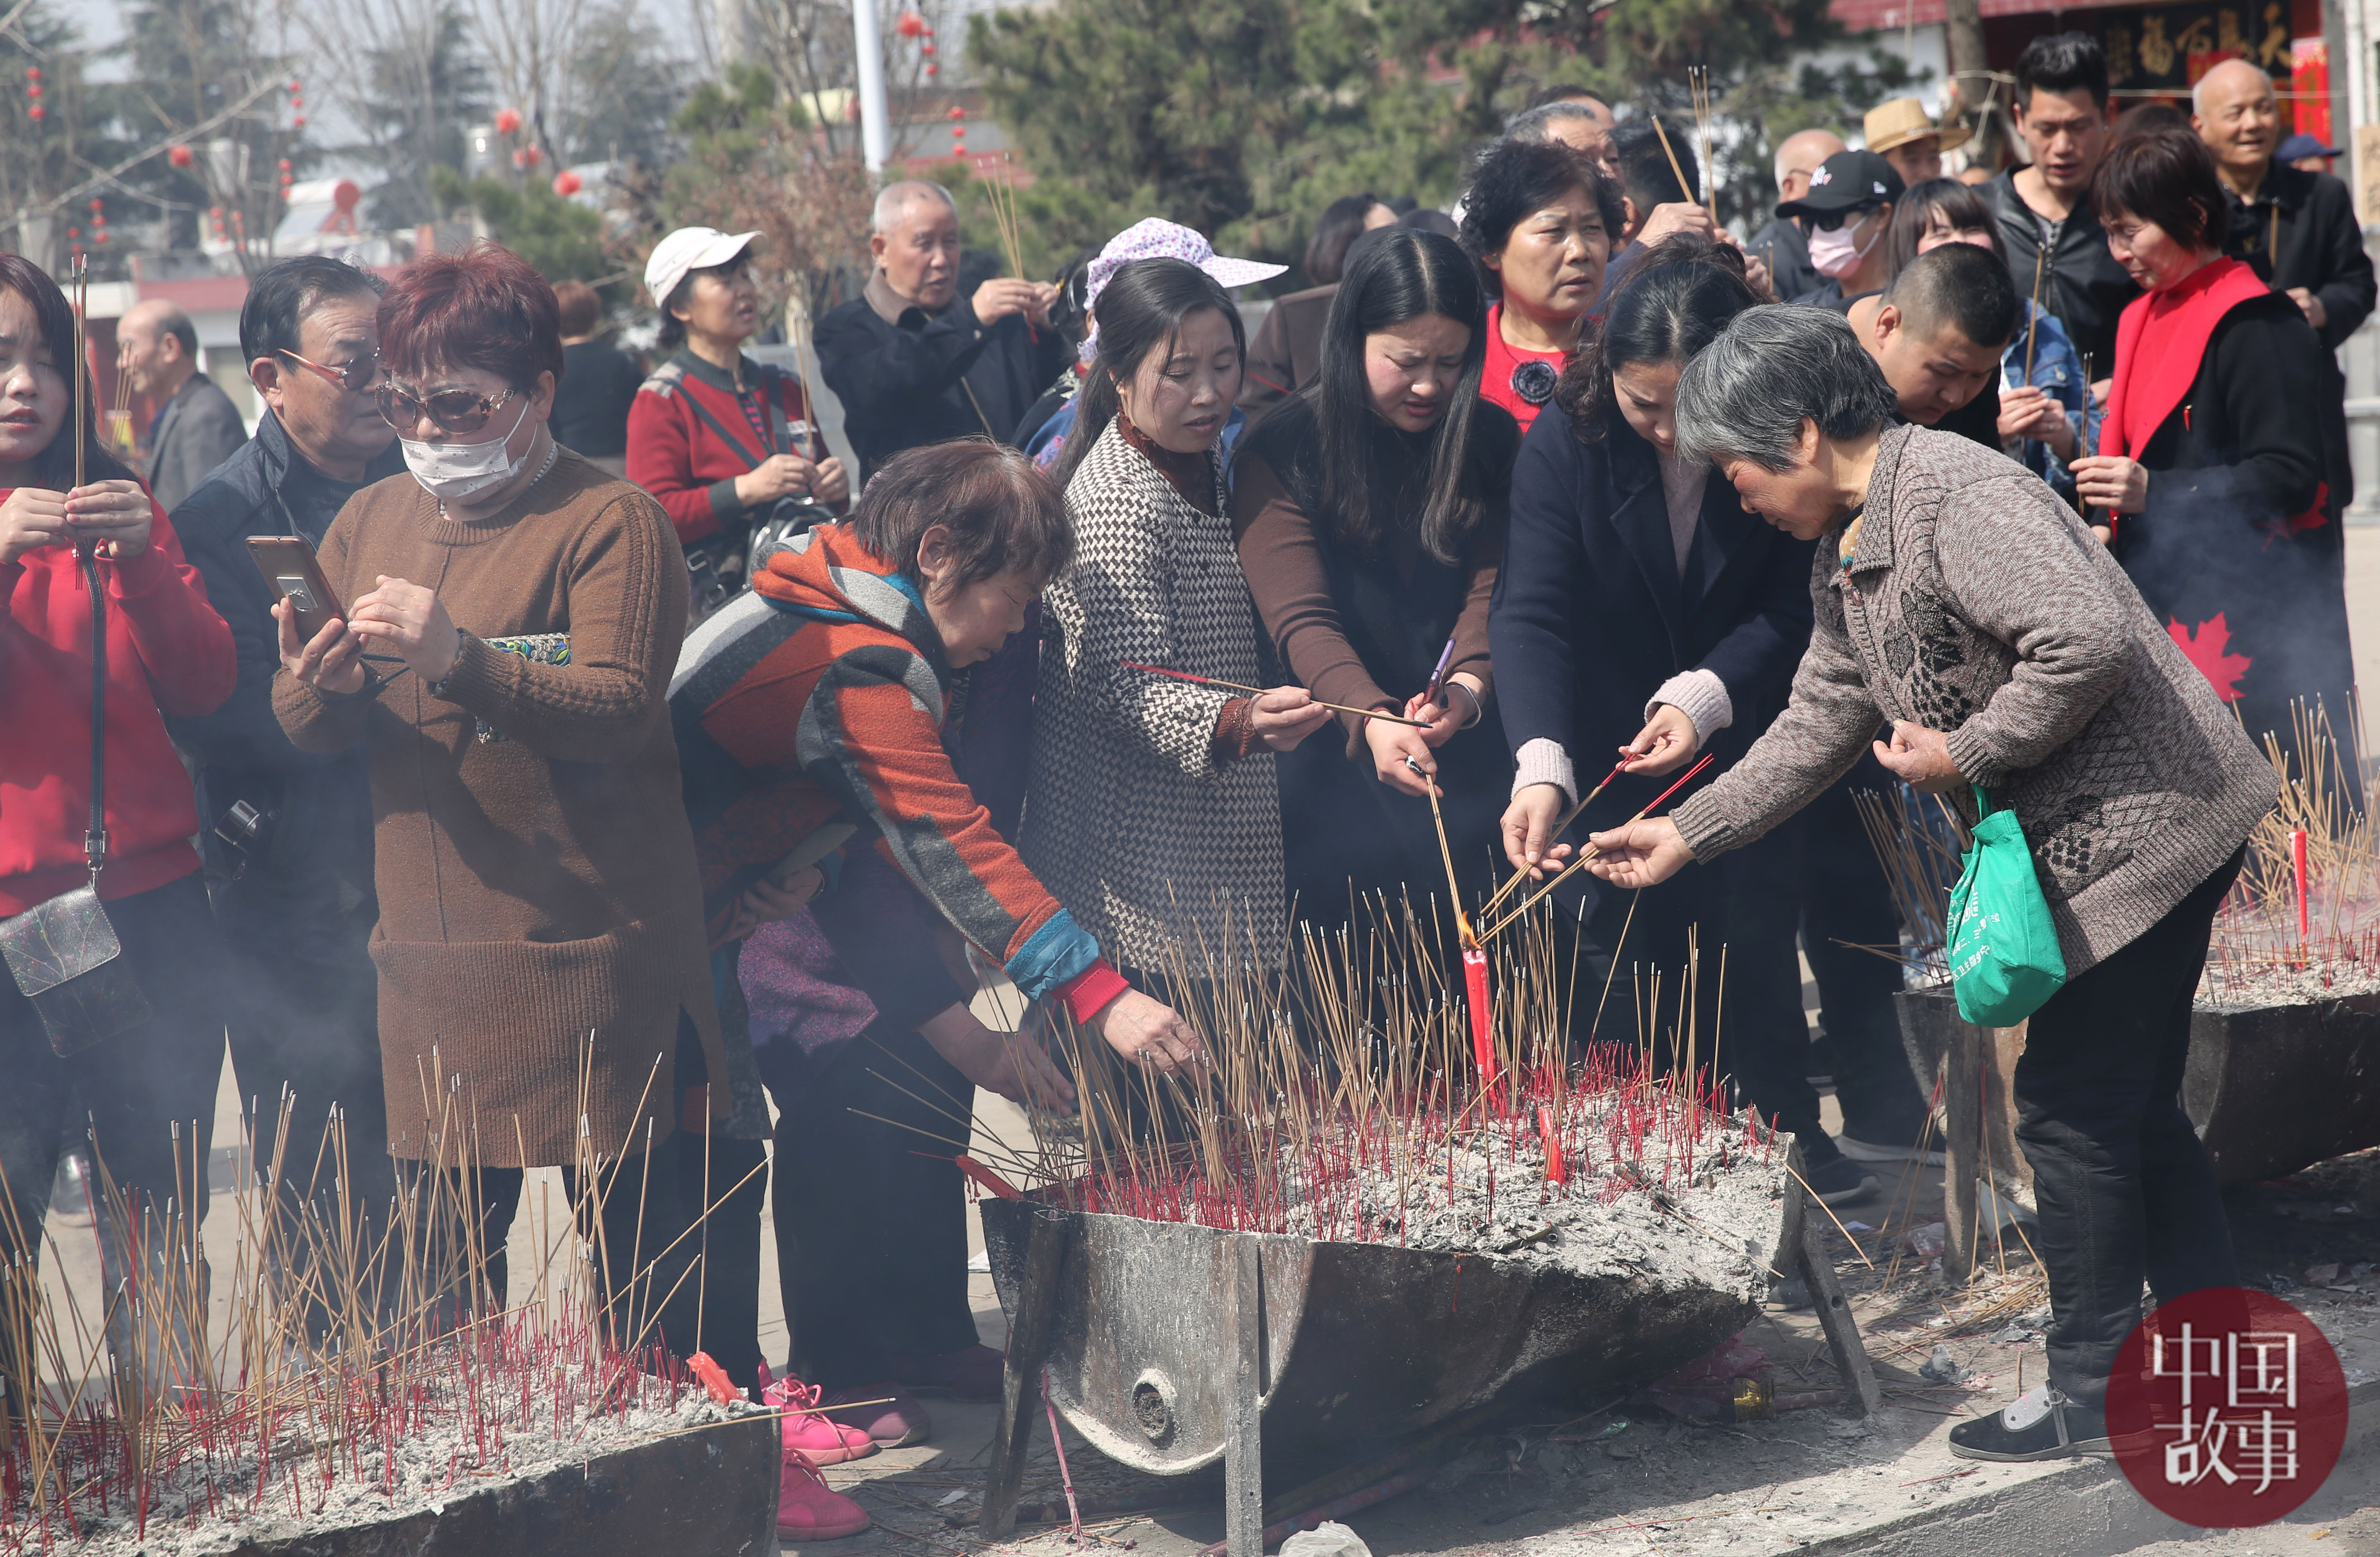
[778,1451,869,1539]
[763,1372,877,1466]
[819,1382,931,1447]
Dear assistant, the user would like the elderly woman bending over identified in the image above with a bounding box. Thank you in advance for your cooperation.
[1584,306,2275,1465]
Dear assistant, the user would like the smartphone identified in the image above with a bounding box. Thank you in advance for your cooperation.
[246,535,345,643]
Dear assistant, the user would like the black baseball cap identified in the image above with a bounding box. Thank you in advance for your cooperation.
[1777,149,1906,218]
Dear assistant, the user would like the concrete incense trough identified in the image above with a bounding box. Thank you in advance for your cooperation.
[980,1197,1776,1477]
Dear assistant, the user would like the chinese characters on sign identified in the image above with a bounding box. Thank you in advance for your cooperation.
[2099,1,2290,91]
[2107,1288,2347,1528]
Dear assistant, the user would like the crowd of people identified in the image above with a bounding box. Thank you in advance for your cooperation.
[0,25,2366,1539]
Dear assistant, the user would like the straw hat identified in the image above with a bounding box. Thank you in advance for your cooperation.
[1863,96,1972,155]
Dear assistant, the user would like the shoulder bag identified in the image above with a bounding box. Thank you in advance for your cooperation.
[0,551,155,1056]
[1944,783,2067,1027]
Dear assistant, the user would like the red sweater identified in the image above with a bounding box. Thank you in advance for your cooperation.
[0,499,236,914]
[625,350,825,547]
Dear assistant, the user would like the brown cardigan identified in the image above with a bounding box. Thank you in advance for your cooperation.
[273,448,723,1167]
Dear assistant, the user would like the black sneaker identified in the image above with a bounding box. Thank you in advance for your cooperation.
[1948,1386,2111,1461]
[1802,1153,1880,1205]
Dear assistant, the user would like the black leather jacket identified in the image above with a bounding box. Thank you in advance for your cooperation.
[1977,169,2140,378]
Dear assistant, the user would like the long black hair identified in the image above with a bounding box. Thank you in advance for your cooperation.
[1306,227,1489,564]
[1048,256,1243,491]
[0,254,139,491]
[1554,234,1757,443]
[1305,193,1384,285]
[1887,177,2006,277]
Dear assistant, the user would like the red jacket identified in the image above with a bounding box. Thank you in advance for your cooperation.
[0,498,235,914]
[626,350,825,547]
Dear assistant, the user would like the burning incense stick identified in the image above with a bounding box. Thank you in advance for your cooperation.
[1121,661,1431,727]
[1687,69,1716,223]
[1478,754,1715,941]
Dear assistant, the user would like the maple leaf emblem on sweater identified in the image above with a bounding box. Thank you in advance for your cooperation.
[2168,614,2251,702]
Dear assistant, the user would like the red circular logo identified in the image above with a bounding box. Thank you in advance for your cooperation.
[2106,1286,2349,1527]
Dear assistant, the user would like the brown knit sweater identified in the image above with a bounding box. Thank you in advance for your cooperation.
[273,448,723,1167]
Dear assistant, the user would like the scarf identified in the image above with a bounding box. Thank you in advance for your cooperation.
[2098,255,2271,459]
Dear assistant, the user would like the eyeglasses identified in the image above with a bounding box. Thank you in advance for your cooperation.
[1810,207,1881,233]
[280,348,381,393]
[374,381,519,435]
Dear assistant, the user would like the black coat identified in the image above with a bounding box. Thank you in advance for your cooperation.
[1747,216,1819,310]
[815,292,1069,479]
[2111,290,2350,738]
[2222,161,2373,508]
[1978,169,2139,378]
[163,413,403,948]
[1491,403,1815,920]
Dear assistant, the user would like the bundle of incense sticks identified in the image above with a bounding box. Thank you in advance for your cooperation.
[1478,753,1716,942]
[1122,661,1431,728]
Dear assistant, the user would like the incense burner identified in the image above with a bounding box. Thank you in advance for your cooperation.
[980,1188,1791,1475]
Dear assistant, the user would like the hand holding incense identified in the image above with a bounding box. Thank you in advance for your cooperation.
[1478,754,1715,941]
[1482,758,1629,921]
[1122,661,1430,728]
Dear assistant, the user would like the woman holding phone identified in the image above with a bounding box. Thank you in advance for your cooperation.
[0,255,235,1309]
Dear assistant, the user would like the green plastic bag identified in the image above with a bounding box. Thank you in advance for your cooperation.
[1944,785,2067,1026]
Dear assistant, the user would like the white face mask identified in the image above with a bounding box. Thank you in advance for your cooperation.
[1808,211,1883,279]
[401,397,533,502]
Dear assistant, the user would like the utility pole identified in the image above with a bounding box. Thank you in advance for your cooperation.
[850,0,888,173]
[1943,0,1991,162]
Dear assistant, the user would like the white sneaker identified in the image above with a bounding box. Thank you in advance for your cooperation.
[1836,1132,1948,1167]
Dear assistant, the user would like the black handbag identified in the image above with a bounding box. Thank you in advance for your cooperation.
[0,550,154,1057]
[679,368,832,622]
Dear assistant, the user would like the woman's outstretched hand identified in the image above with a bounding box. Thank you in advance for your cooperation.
[919,1003,1078,1115]
[1500,783,1576,878]
[1582,816,1694,889]
[1247,687,1334,752]
[1086,987,1204,1076]
[1619,703,1699,777]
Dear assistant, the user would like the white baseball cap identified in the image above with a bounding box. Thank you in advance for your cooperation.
[645,227,760,308]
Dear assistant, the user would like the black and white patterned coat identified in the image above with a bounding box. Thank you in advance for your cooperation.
[1022,421,1287,972]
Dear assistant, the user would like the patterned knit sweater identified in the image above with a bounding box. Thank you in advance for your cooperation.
[1671,425,2276,975]
[1024,419,1287,971]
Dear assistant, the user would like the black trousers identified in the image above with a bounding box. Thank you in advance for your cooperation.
[669,1130,768,1394]
[430,1147,698,1357]
[2017,848,2243,1410]
[1723,770,1931,1152]
[0,872,226,1261]
[214,891,397,1331]
[773,1023,978,1388]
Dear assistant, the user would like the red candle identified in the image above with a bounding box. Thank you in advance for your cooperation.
[1464,946,1496,1106]
[2292,828,2310,940]
[1537,1104,1568,1184]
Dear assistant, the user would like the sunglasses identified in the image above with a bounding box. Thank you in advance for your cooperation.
[280,348,381,393]
[375,382,520,435]
[1810,206,1883,233]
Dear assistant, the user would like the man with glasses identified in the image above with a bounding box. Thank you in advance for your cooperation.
[1978,33,2137,389]
[164,256,404,1295]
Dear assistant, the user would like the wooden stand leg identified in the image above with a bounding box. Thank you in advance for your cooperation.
[980,1212,1070,1539]
[1798,1213,1883,1418]
[1224,1235,1265,1557]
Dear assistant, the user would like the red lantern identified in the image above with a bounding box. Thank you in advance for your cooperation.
[95,230,109,244]
[288,95,302,110]
[26,104,42,120]
[947,104,963,120]
[921,40,934,55]
[553,169,583,196]
[24,66,38,79]
[209,206,223,218]
[924,62,937,76]
[88,197,101,211]
[288,77,301,92]
[292,115,305,128]
[169,143,193,168]
[894,10,925,36]
[521,144,543,167]
[278,158,292,172]
[494,106,523,134]
[65,226,77,239]
[25,82,40,98]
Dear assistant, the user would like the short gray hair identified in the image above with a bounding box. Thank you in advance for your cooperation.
[1506,101,1603,143]
[1675,306,1897,471]
[871,179,955,235]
